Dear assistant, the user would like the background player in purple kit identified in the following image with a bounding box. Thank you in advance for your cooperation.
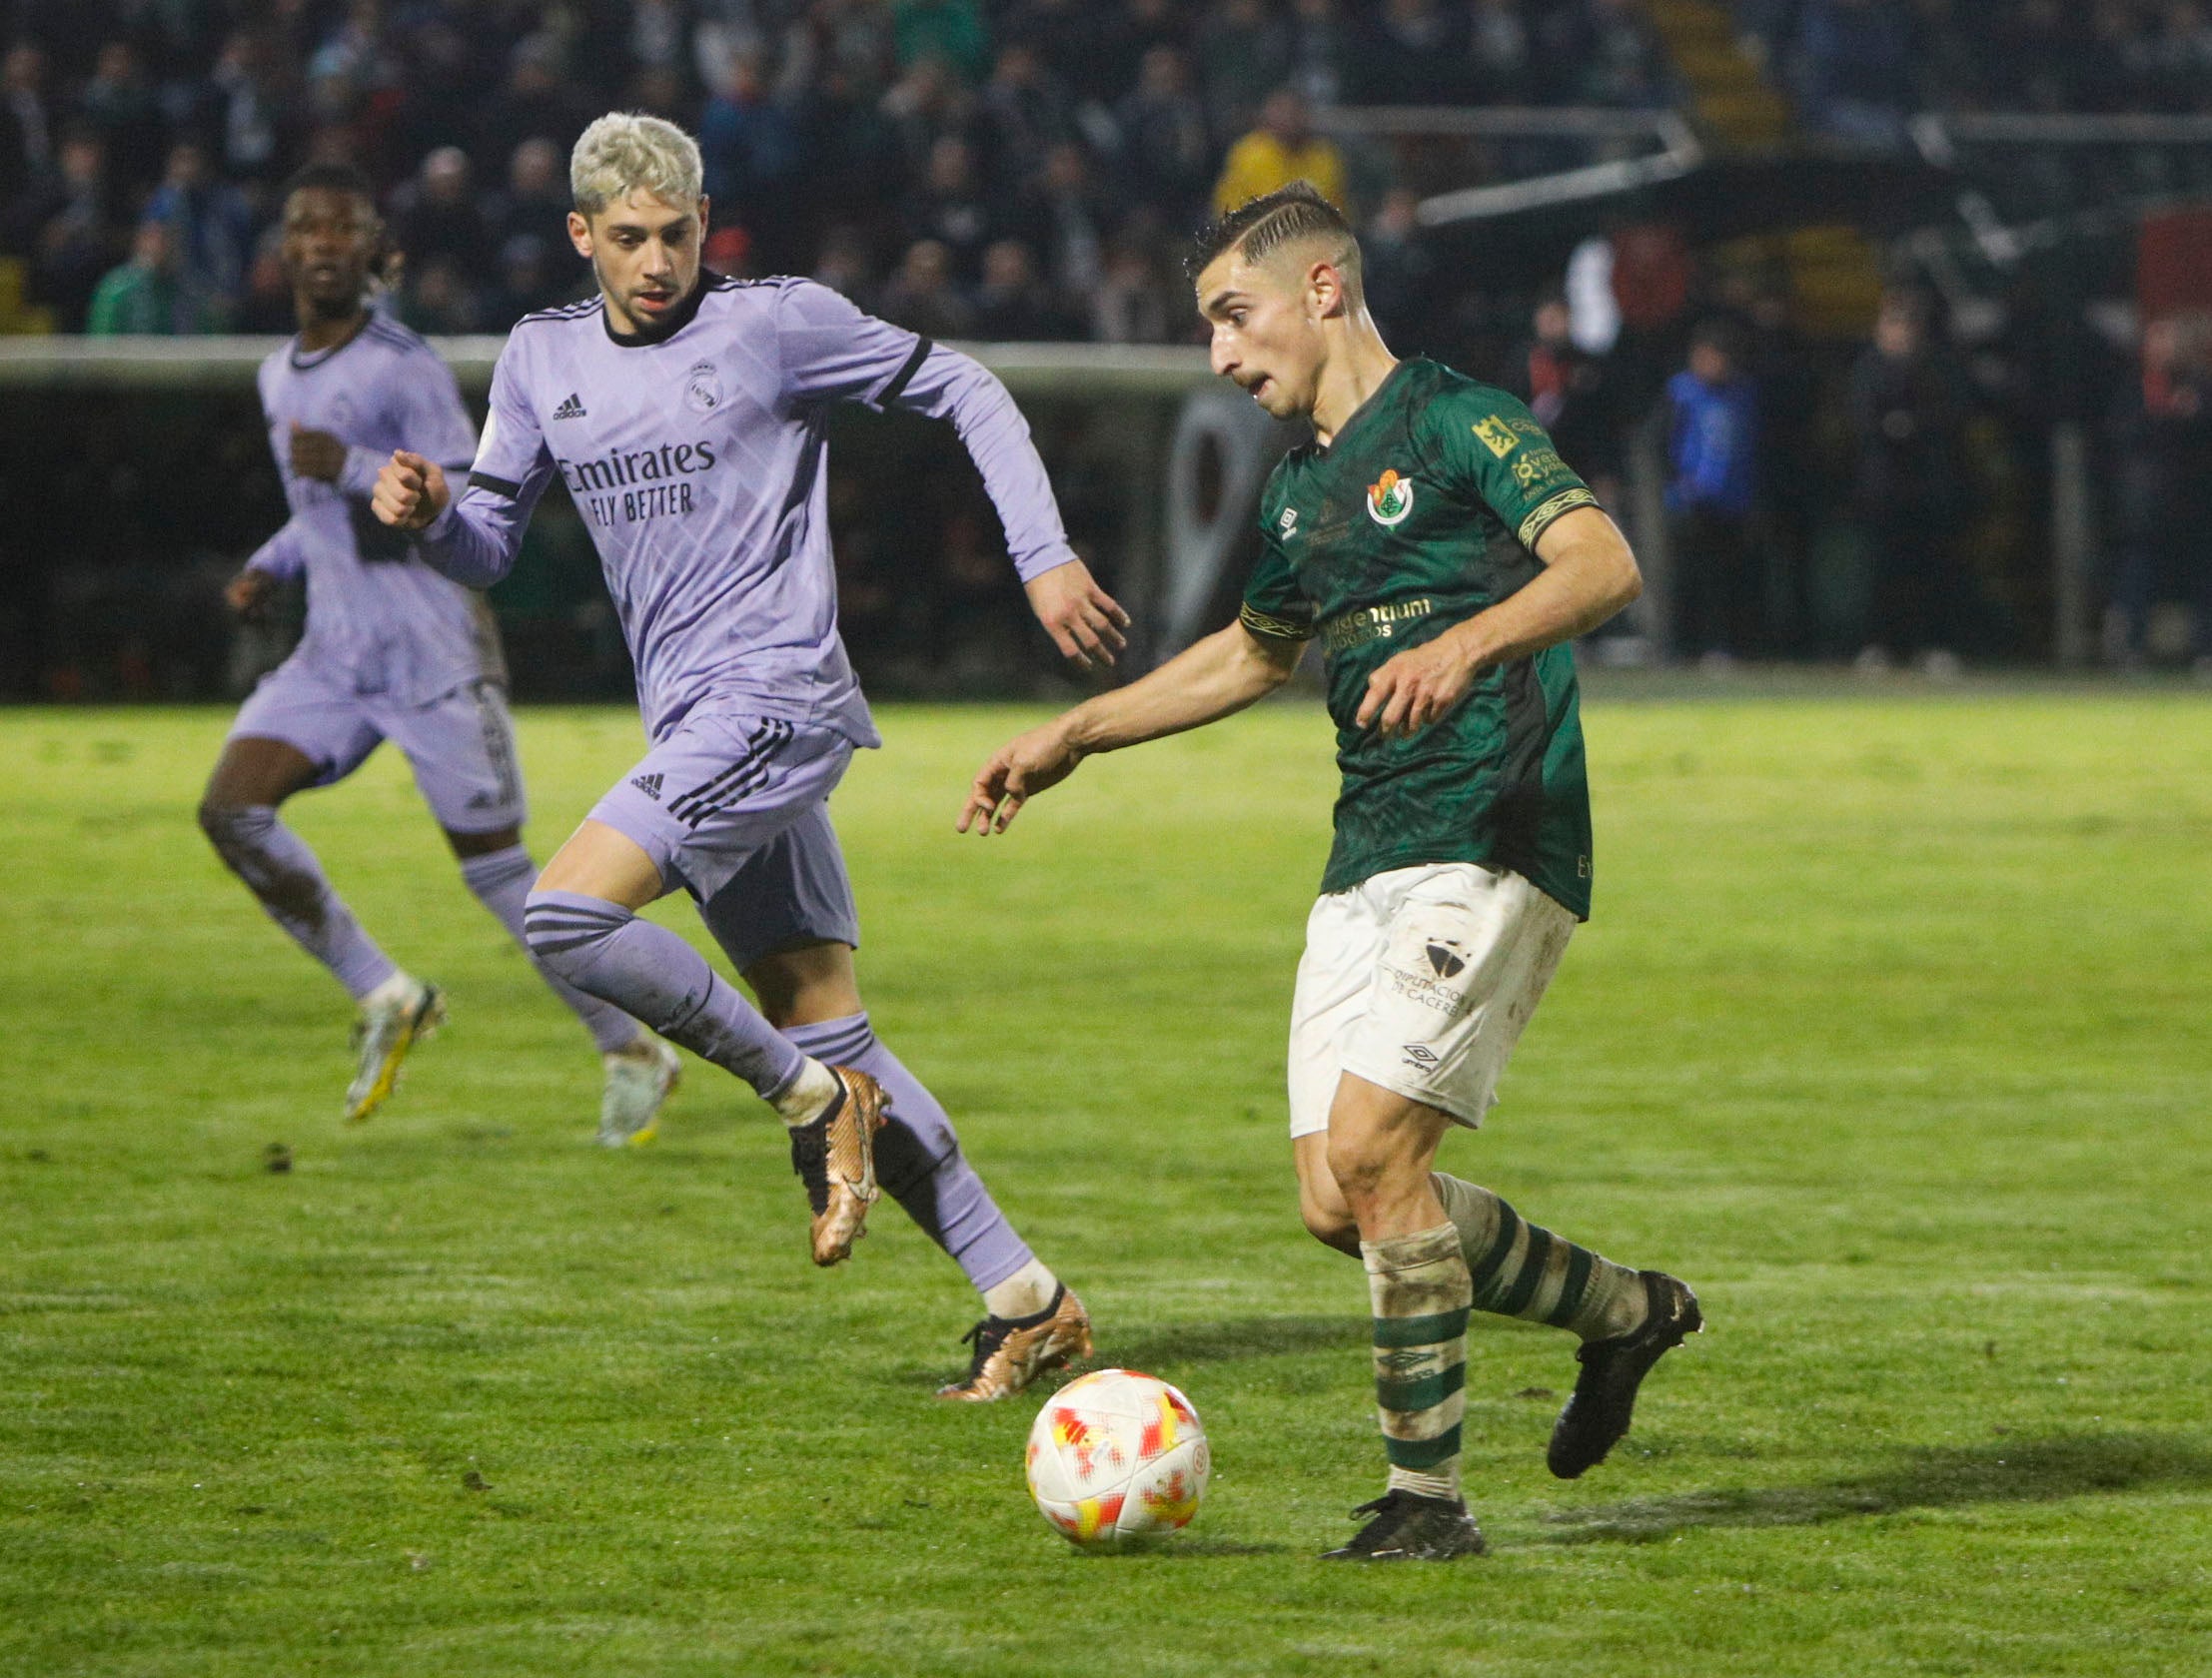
[199,162,680,1143]
[372,114,1121,1400]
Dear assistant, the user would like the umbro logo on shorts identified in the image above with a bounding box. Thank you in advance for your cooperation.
[1426,942,1467,979]
[553,393,587,420]
[630,773,663,800]
[1402,1044,1441,1072]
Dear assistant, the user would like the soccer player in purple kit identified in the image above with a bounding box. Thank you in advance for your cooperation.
[372,114,1116,1399]
[200,162,680,1143]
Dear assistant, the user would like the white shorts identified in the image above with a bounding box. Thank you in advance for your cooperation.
[1286,861,1577,1139]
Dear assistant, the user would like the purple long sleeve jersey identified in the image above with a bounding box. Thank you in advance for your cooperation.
[250,316,496,704]
[418,275,1081,746]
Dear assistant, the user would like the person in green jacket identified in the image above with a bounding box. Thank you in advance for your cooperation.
[86,218,218,335]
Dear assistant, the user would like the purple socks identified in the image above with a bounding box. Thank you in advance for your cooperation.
[785,1011,1035,1293]
[200,803,397,1000]
[461,847,639,1053]
[522,889,804,1098]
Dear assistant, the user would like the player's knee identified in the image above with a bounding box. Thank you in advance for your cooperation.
[1299,1195,1361,1256]
[1324,1128,1395,1207]
[521,888,627,982]
[198,800,274,867]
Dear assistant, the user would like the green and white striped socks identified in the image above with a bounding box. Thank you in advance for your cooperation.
[1362,1223,1473,1502]
[1431,1173,1647,1341]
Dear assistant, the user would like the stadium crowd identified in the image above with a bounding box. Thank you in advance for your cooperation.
[0,0,1671,339]
[1738,0,2212,147]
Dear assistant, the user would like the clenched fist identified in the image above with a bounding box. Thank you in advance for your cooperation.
[372,449,451,530]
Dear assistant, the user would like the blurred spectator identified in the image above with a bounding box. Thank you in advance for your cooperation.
[972,237,1079,338]
[1115,46,1212,226]
[207,30,295,183]
[2108,313,2212,670]
[78,41,164,194]
[1284,0,1354,109]
[879,52,975,179]
[23,131,121,330]
[1568,0,1673,108]
[1017,140,1113,305]
[1348,0,1472,107]
[893,0,993,87]
[391,146,489,280]
[488,138,571,253]
[1849,289,1976,673]
[1213,87,1348,216]
[1740,277,1823,653]
[143,141,255,328]
[1093,0,1190,109]
[704,224,754,280]
[493,233,571,324]
[1361,186,1436,342]
[393,15,479,160]
[877,237,974,337]
[906,133,996,277]
[2,43,53,205]
[1469,0,1534,104]
[86,218,218,335]
[1520,293,1624,494]
[481,36,594,170]
[1789,0,1915,147]
[236,225,296,334]
[977,41,1073,194]
[1091,223,1176,343]
[996,0,1104,102]
[811,224,878,302]
[1195,0,1291,146]
[1665,319,1762,662]
[400,253,482,334]
[699,52,803,244]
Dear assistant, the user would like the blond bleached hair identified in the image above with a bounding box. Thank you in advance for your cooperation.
[569,113,703,217]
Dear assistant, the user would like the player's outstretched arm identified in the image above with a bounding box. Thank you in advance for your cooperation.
[773,280,1132,667]
[1024,559,1131,669]
[1357,505,1642,739]
[960,621,1302,835]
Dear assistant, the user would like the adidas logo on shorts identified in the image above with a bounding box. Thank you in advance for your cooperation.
[553,393,587,420]
[630,773,663,800]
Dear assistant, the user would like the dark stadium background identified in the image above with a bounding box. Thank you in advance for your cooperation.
[2,0,2210,699]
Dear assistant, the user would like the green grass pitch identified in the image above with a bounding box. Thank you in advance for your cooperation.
[3,692,2209,1677]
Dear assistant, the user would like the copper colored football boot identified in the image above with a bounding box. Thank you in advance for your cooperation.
[936,1284,1094,1400]
[787,1067,887,1265]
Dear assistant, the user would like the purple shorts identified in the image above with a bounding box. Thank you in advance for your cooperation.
[588,706,861,969]
[230,655,526,834]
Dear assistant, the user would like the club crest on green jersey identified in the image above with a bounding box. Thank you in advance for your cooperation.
[1366,468,1415,527]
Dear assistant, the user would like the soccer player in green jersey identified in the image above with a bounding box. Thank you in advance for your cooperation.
[961,183,1703,1561]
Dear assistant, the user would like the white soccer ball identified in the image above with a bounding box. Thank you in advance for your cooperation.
[1024,1368,1210,1550]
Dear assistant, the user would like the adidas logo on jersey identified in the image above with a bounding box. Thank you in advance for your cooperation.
[553,393,587,420]
[630,773,663,800]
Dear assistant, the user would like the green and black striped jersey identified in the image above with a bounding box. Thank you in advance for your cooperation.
[1240,358,1598,917]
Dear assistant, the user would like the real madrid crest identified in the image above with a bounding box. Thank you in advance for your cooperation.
[683,360,724,415]
[1366,468,1414,527]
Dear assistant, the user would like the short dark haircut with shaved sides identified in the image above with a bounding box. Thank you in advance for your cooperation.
[1185,180,1364,303]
